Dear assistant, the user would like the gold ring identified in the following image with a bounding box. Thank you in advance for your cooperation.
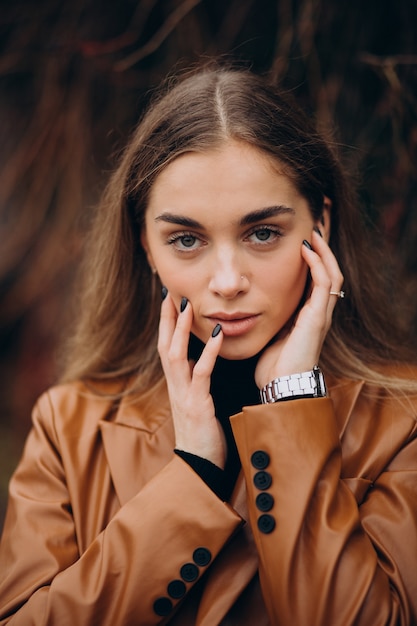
[330,290,345,298]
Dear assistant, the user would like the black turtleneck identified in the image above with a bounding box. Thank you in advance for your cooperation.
[174,334,261,501]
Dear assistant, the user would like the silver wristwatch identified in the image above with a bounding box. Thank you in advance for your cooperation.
[260,365,327,404]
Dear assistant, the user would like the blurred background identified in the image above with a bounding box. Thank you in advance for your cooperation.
[1,0,416,530]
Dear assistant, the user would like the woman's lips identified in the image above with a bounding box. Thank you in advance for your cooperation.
[206,314,260,337]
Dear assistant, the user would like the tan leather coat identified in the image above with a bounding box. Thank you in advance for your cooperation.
[0,374,417,625]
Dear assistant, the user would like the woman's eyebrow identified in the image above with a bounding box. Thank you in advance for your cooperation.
[240,205,295,226]
[154,212,202,228]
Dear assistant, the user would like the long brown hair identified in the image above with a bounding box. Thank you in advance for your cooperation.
[60,63,417,396]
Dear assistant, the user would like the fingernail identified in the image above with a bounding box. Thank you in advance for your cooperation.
[161,286,168,300]
[212,323,222,338]
[303,239,313,250]
[313,226,323,237]
[180,297,188,313]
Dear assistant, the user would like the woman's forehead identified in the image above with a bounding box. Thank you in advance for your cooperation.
[144,143,310,229]
[148,141,295,199]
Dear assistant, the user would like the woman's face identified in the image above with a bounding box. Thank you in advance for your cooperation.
[142,140,323,360]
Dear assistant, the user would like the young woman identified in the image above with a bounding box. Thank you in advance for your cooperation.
[1,65,416,626]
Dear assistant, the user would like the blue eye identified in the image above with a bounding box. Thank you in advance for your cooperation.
[178,234,197,247]
[254,228,272,241]
[246,226,282,245]
[167,231,203,252]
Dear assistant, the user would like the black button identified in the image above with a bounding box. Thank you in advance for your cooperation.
[153,597,173,616]
[193,547,211,567]
[167,579,186,599]
[256,492,274,512]
[253,470,272,490]
[251,450,270,470]
[180,563,199,582]
[257,514,276,534]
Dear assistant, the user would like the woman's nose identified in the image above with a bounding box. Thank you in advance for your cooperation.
[208,254,248,298]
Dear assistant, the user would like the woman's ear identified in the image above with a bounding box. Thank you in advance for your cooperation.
[316,196,331,243]
[140,228,157,274]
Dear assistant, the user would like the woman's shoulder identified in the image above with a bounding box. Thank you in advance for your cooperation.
[328,361,417,409]
[33,375,172,439]
[33,378,128,435]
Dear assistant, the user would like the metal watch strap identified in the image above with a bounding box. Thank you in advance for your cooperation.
[260,365,327,404]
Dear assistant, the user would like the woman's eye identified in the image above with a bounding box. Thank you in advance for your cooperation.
[167,232,203,251]
[254,228,272,241]
[246,227,282,244]
[178,234,197,248]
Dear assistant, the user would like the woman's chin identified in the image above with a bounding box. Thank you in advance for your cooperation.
[217,337,265,361]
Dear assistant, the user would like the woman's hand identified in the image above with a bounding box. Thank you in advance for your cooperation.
[158,294,226,468]
[255,229,344,389]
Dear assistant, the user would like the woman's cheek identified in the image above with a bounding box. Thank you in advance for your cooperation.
[159,269,195,312]
[272,249,307,292]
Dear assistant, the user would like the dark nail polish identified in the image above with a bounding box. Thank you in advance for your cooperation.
[313,226,323,237]
[212,323,222,338]
[180,297,188,313]
[161,286,168,300]
[303,239,313,250]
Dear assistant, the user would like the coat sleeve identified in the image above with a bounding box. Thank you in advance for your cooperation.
[231,398,417,626]
[0,396,243,625]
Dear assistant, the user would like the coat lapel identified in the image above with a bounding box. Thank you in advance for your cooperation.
[99,381,175,506]
[326,375,364,437]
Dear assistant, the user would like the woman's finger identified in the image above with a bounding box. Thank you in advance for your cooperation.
[300,244,332,325]
[158,295,195,392]
[311,230,344,325]
[301,232,344,326]
[191,324,223,392]
[157,292,177,356]
[166,297,193,365]
[311,230,344,291]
